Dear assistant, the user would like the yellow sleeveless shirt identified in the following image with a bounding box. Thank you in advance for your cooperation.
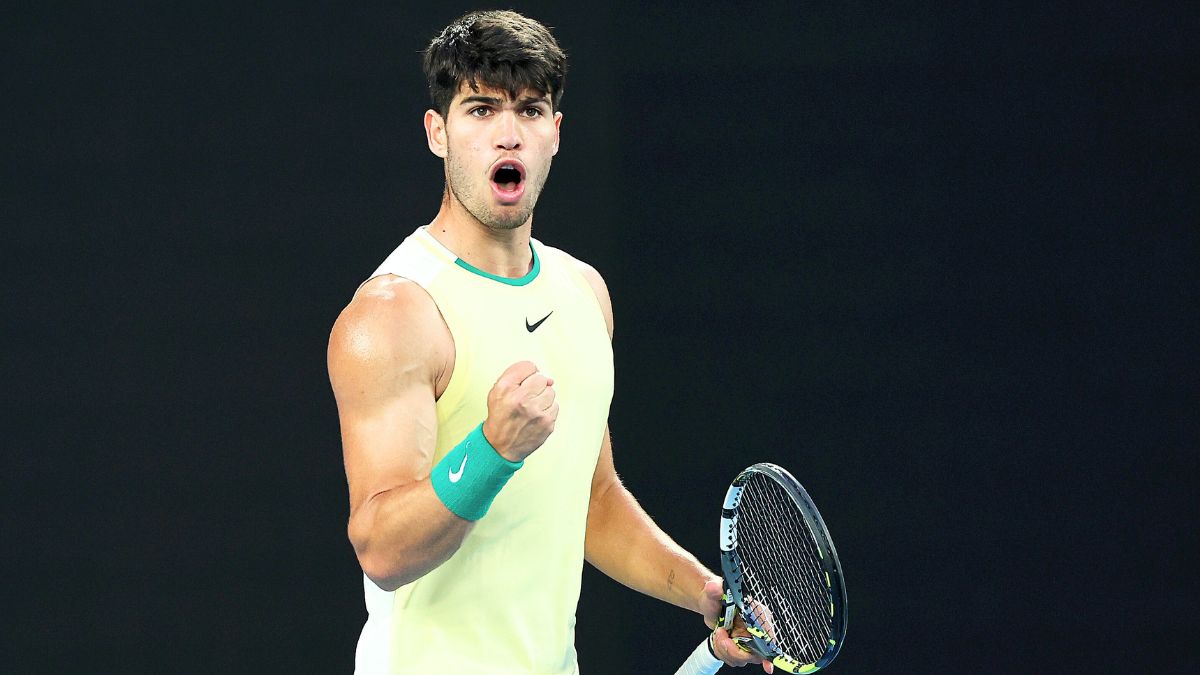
[354,227,614,674]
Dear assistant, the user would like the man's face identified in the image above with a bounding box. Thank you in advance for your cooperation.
[431,83,562,231]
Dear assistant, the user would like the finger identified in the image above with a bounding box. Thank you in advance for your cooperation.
[519,372,550,394]
[699,582,723,629]
[530,387,557,412]
[712,627,732,647]
[712,629,760,667]
[762,659,774,673]
[498,361,539,386]
[711,629,736,665]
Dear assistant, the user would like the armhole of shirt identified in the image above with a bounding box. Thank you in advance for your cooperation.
[543,244,610,337]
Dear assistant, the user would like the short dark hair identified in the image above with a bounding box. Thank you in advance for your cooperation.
[422,10,567,118]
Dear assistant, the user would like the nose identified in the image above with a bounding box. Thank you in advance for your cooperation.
[494,111,522,151]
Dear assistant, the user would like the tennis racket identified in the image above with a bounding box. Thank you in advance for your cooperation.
[675,463,848,675]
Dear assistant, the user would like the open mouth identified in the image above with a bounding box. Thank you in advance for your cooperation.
[490,160,526,197]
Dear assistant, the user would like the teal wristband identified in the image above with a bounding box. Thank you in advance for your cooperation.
[430,423,523,521]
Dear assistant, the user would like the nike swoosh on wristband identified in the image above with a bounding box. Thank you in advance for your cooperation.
[448,455,467,483]
[526,311,553,332]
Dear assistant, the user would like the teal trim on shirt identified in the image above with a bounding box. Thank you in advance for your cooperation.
[454,244,540,286]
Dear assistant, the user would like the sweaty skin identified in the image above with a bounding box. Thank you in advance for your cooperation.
[331,80,769,671]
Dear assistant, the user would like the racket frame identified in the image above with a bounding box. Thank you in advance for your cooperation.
[717,462,848,673]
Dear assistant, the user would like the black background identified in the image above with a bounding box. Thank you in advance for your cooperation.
[5,2,1197,673]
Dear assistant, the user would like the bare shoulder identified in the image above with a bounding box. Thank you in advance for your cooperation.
[327,275,452,399]
[329,275,441,361]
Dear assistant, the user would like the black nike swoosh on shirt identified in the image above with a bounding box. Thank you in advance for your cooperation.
[526,311,553,332]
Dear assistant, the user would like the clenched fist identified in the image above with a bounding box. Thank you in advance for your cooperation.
[481,361,558,462]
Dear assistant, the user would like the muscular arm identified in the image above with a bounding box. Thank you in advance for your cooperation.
[572,260,719,614]
[585,428,718,613]
[575,260,766,670]
[328,277,469,592]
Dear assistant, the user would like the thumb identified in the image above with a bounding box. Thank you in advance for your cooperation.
[699,579,724,629]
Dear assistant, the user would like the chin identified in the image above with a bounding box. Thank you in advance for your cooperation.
[484,206,533,230]
[486,217,528,231]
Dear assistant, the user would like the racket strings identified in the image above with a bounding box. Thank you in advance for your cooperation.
[735,474,833,662]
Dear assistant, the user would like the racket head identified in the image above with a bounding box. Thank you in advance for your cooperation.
[718,463,847,673]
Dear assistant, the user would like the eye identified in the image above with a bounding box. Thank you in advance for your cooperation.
[521,106,545,118]
[468,106,493,118]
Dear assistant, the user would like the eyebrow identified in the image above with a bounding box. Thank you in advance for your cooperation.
[459,95,550,108]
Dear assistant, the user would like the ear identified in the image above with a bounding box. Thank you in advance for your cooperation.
[424,109,447,158]
[552,110,563,156]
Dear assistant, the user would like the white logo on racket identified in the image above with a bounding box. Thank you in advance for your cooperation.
[449,456,468,483]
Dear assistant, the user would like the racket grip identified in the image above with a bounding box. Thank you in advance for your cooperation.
[674,637,723,675]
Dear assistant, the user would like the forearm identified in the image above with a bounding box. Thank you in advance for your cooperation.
[584,479,718,613]
[348,479,472,592]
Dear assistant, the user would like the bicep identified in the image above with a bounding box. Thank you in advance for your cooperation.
[337,380,438,515]
[585,425,626,566]
[328,283,448,515]
[588,424,619,504]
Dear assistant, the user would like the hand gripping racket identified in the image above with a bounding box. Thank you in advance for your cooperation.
[675,463,848,674]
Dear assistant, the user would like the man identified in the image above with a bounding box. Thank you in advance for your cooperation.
[327,11,770,673]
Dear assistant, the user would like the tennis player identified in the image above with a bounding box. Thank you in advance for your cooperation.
[327,11,770,673]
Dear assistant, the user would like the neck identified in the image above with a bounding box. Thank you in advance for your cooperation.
[425,191,534,278]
